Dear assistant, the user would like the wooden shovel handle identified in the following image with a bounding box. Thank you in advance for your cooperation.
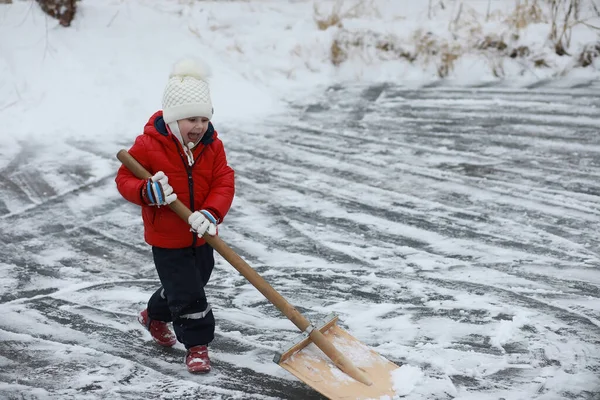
[117,149,372,386]
[117,149,311,330]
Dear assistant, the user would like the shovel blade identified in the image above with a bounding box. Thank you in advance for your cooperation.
[278,323,400,400]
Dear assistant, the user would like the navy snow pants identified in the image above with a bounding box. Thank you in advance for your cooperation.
[147,244,215,348]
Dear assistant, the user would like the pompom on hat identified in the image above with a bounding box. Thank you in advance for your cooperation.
[162,58,213,123]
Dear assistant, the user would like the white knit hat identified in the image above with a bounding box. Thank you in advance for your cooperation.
[162,58,213,124]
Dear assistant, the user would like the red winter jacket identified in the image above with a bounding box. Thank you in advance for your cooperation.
[115,111,235,248]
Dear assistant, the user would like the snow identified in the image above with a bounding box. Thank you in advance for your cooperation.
[1,1,598,159]
[391,365,425,397]
[1,0,599,399]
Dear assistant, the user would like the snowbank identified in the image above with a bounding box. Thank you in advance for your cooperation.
[0,0,598,167]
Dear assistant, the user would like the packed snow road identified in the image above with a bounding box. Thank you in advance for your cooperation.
[1,83,599,399]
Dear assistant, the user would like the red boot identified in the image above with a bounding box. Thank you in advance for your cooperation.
[138,309,177,347]
[186,345,211,373]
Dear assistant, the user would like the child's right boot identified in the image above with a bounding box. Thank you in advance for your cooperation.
[138,309,177,347]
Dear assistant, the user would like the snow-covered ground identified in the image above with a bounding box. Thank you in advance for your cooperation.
[1,0,599,163]
[1,1,599,399]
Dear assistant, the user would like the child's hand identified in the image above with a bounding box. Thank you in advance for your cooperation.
[142,171,177,206]
[188,210,218,237]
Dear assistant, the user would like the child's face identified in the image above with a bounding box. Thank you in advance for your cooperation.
[178,117,210,146]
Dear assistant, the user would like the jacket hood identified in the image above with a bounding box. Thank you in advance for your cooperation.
[143,110,216,146]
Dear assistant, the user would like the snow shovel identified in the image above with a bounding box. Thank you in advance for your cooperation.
[117,149,401,399]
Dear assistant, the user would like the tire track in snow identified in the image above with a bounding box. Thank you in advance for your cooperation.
[231,121,600,220]
[227,84,600,398]
[232,156,597,264]
[1,84,599,399]
[0,294,321,399]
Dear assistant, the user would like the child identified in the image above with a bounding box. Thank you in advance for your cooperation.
[115,58,235,373]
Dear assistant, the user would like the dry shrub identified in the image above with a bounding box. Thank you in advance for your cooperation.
[413,31,462,77]
[554,41,570,55]
[326,0,598,77]
[510,45,531,58]
[331,38,347,66]
[506,0,545,30]
[428,0,448,19]
[315,3,343,30]
[547,0,600,56]
[438,47,461,77]
[328,18,465,74]
[490,58,506,77]
[329,29,414,66]
[578,42,600,66]
[314,0,374,31]
[36,0,76,27]
[413,31,439,58]
[503,1,597,63]
[549,0,575,55]
[445,0,486,55]
[478,37,535,66]
[593,1,600,16]
[376,39,415,61]
[482,52,507,78]
[478,35,508,51]
[478,35,512,77]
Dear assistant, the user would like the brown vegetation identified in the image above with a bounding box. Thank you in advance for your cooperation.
[36,0,77,27]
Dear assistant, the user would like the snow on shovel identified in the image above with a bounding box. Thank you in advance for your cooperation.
[117,149,401,399]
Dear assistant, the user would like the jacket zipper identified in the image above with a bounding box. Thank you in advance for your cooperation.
[172,137,207,247]
[187,166,197,247]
